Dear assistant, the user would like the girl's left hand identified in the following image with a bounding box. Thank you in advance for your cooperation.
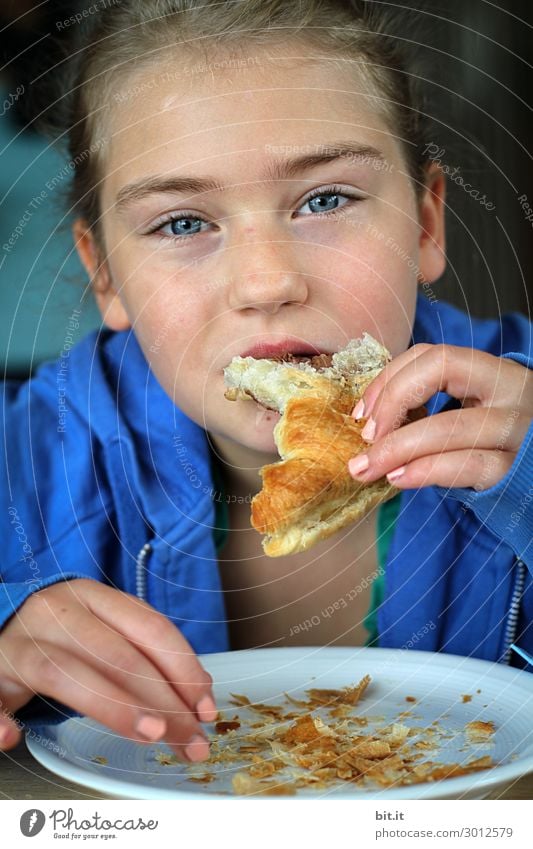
[347,343,533,491]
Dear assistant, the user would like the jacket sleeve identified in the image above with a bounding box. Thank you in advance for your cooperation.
[0,371,114,633]
[0,337,146,729]
[440,351,533,571]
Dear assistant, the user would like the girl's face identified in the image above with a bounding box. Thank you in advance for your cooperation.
[79,48,445,455]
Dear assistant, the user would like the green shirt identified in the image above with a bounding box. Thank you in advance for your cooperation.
[363,492,402,647]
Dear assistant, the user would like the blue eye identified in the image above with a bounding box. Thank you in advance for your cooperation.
[307,192,339,212]
[169,217,206,237]
[302,186,358,216]
[150,215,208,240]
[150,185,363,242]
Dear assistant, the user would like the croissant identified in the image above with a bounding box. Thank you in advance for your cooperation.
[223,334,398,557]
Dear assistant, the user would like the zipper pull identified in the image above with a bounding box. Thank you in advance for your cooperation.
[135,542,152,601]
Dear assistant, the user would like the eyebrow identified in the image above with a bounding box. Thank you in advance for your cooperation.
[114,142,386,212]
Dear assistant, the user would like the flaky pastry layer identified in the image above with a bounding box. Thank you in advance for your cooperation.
[223,334,396,556]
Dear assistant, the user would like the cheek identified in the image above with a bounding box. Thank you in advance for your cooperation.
[118,284,209,408]
[324,229,418,354]
[134,298,191,359]
[368,238,418,343]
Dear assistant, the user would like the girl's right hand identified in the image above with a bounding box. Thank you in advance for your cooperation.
[0,579,217,761]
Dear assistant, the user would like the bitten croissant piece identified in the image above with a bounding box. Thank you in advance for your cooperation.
[223,334,398,556]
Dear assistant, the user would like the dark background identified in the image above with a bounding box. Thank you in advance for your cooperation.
[408,0,532,319]
[1,0,531,378]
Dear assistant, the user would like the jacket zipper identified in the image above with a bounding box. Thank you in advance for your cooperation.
[135,542,152,601]
[501,558,526,665]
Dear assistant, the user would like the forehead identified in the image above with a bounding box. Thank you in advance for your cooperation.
[103,48,400,197]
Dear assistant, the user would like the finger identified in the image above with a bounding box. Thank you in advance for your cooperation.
[354,346,526,442]
[366,448,515,491]
[352,343,433,420]
[0,638,210,763]
[0,702,22,751]
[0,664,34,750]
[59,580,216,722]
[30,603,217,748]
[348,408,530,482]
[6,583,215,759]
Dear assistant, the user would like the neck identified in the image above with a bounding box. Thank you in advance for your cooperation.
[207,431,279,498]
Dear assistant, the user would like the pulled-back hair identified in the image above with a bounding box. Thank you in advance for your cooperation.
[34,0,431,238]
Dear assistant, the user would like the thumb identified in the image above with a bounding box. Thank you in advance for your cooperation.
[0,713,22,750]
[0,614,48,750]
[0,678,33,750]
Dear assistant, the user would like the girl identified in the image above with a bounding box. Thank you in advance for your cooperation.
[0,0,531,764]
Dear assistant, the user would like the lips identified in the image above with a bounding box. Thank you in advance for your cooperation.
[240,339,324,360]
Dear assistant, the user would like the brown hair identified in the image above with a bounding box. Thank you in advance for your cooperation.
[35,0,431,240]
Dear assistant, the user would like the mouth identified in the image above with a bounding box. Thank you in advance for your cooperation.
[238,339,333,367]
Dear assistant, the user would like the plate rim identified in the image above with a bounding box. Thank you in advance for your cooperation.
[25,647,533,800]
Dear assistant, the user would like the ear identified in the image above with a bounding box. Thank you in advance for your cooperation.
[73,219,131,331]
[417,162,446,285]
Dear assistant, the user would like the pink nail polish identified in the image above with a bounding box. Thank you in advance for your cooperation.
[387,466,406,482]
[361,417,376,442]
[185,734,210,762]
[348,454,369,476]
[196,694,218,723]
[135,714,167,742]
[352,399,365,420]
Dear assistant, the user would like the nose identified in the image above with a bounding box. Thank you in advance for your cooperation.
[226,228,309,315]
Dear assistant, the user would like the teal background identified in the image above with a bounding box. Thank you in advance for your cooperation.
[0,87,100,375]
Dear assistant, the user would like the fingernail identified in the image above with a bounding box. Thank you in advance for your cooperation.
[0,725,10,745]
[135,714,167,742]
[387,466,406,482]
[185,733,210,763]
[196,694,218,723]
[352,399,365,420]
[361,417,376,442]
[348,454,369,477]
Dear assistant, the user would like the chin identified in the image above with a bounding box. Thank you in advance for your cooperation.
[227,403,281,455]
[247,403,281,454]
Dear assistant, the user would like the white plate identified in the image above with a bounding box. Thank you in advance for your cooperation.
[26,647,533,799]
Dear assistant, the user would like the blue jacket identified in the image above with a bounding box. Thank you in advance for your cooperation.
[1,294,532,727]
